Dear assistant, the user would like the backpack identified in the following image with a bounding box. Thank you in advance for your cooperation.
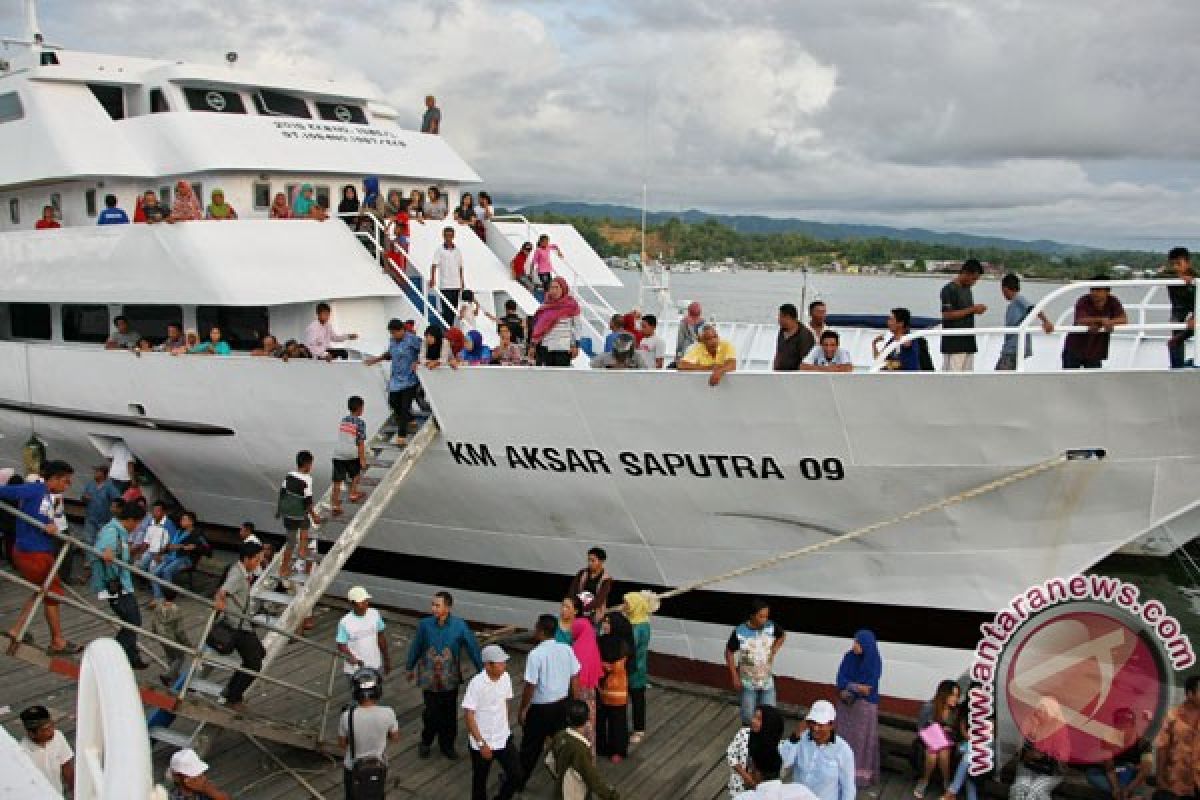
[348,707,387,800]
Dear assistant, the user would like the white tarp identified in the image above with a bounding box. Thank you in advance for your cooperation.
[0,220,403,305]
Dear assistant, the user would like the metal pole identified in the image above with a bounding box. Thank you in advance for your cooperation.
[317,650,342,742]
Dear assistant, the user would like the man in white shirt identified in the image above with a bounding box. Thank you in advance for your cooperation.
[107,440,136,492]
[430,226,466,327]
[304,301,358,361]
[17,705,74,795]
[136,500,174,572]
[463,644,522,800]
[800,331,854,373]
[336,587,391,688]
[638,314,668,368]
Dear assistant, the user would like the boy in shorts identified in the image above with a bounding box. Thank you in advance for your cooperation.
[276,450,322,581]
[330,396,368,516]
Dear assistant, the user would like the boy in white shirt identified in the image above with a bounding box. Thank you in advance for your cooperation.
[800,331,854,373]
[17,706,74,795]
[463,645,522,800]
[638,314,668,368]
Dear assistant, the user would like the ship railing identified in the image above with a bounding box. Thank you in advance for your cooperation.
[336,211,455,331]
[0,498,353,737]
[870,278,1195,372]
[492,213,616,346]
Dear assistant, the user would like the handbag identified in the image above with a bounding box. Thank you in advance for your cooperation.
[206,619,238,655]
[348,706,387,800]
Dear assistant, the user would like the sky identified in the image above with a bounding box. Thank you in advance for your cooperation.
[18,0,1200,250]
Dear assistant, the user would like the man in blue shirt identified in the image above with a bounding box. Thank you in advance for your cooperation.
[365,318,423,447]
[517,613,581,792]
[95,502,148,669]
[0,460,78,655]
[96,194,129,225]
[779,700,856,800]
[996,273,1053,371]
[81,465,120,547]
[405,590,483,760]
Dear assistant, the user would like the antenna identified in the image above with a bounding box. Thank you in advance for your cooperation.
[24,0,40,44]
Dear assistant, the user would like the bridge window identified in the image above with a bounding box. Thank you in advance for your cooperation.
[316,101,367,125]
[196,306,268,352]
[121,304,183,346]
[85,189,97,217]
[253,89,311,119]
[87,84,125,120]
[0,92,23,123]
[183,88,246,114]
[8,303,51,340]
[150,88,170,113]
[253,182,271,210]
[8,198,18,225]
[62,304,110,344]
[315,185,330,209]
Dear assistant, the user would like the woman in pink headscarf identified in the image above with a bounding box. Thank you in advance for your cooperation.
[169,180,203,222]
[572,613,604,757]
[675,301,704,363]
[529,276,580,367]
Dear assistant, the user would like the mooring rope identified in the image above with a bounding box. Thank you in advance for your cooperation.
[649,452,1085,608]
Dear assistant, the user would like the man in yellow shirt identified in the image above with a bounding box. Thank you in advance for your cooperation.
[679,325,737,386]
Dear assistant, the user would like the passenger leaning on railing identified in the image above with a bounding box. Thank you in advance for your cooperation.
[1061,277,1127,370]
[1166,246,1196,369]
[873,308,934,372]
[679,324,737,386]
[268,191,292,220]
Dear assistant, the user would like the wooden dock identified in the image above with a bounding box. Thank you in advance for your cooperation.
[0,562,1092,799]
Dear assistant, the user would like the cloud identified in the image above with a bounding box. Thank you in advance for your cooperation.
[23,0,1200,247]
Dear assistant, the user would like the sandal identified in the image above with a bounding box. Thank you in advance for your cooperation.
[349,492,367,504]
[47,640,83,656]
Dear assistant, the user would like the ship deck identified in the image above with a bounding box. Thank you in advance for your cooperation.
[0,561,1115,798]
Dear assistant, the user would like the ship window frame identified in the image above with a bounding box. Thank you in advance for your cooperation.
[85,189,98,217]
[252,89,312,119]
[0,91,23,124]
[315,185,330,210]
[62,304,111,344]
[252,182,271,210]
[183,87,247,115]
[195,305,269,352]
[121,304,183,346]
[8,198,18,225]
[159,186,171,207]
[8,303,52,340]
[87,83,126,121]
[149,88,169,113]
[315,101,368,125]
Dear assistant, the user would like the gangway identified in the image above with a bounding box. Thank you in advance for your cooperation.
[0,413,441,760]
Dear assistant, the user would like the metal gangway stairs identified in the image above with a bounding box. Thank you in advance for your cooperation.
[0,414,440,762]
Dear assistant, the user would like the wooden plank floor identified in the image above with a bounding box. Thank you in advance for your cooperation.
[0,563,1083,800]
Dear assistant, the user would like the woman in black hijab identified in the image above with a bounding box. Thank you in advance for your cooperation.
[337,184,359,228]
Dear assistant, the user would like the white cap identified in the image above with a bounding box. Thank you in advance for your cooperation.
[481,644,509,663]
[170,748,208,778]
[806,700,837,725]
[347,586,371,604]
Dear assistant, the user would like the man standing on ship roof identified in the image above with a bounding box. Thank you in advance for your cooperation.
[939,259,987,372]
[421,94,441,134]
[774,303,816,371]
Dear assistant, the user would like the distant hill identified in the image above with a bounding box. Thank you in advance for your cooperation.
[513,202,1099,257]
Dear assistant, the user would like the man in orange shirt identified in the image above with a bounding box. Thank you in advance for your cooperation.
[1155,675,1200,800]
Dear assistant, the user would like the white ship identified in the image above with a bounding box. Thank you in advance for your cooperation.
[0,14,1196,711]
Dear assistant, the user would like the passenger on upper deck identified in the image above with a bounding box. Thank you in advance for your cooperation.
[530,276,581,367]
[431,226,467,326]
[426,186,449,220]
[137,190,171,224]
[169,180,203,222]
[422,94,441,134]
[590,332,648,369]
[491,323,525,366]
[385,198,412,262]
[477,191,494,240]
[305,302,359,361]
[385,189,405,219]
[996,273,1053,371]
[638,315,667,368]
[1166,246,1196,369]
[875,308,933,371]
[104,316,141,351]
[675,302,705,363]
[408,188,426,223]
[158,322,187,353]
[189,326,232,356]
[808,301,829,341]
[251,334,284,358]
[531,235,564,294]
[336,184,358,228]
[1062,276,1127,369]
[773,303,815,371]
[291,184,328,221]
[800,331,853,373]
[679,324,736,386]
[460,330,492,366]
[939,260,987,372]
[96,194,129,225]
[511,241,535,292]
[34,205,60,230]
[454,192,476,224]
[268,192,292,219]
[204,188,237,220]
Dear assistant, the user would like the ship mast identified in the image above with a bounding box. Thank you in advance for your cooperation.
[24,0,41,44]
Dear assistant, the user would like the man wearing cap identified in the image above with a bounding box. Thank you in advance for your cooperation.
[337,587,391,688]
[168,748,230,800]
[779,700,856,800]
[17,705,73,795]
[365,318,423,447]
[406,590,483,760]
[463,644,523,800]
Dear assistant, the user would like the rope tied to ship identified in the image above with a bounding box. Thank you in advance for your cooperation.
[641,448,1105,612]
